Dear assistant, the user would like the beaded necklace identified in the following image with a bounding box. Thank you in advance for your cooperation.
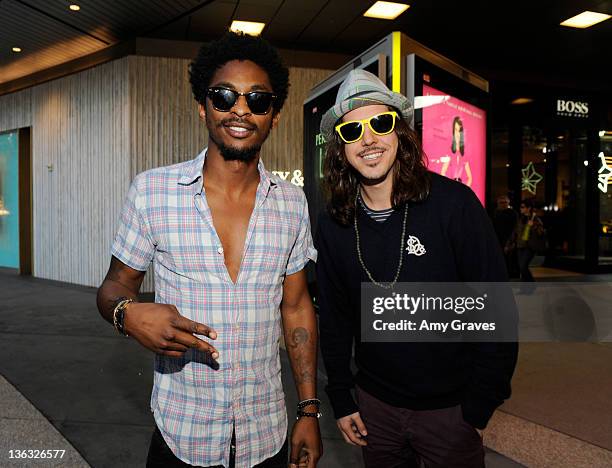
[354,190,408,290]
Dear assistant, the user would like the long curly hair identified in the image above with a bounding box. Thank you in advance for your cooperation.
[323,112,431,225]
[188,31,289,113]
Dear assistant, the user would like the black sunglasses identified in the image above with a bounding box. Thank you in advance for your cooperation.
[206,87,276,115]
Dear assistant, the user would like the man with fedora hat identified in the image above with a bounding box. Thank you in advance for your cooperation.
[315,69,517,467]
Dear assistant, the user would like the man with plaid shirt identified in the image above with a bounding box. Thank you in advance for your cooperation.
[97,32,321,468]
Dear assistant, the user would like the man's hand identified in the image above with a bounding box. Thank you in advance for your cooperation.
[289,417,322,468]
[124,302,218,358]
[336,412,367,446]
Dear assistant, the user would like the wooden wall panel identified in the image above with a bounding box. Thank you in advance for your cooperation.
[0,88,32,131]
[29,58,130,287]
[260,67,332,174]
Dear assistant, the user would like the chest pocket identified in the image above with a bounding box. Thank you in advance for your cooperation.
[242,206,297,284]
[151,205,222,284]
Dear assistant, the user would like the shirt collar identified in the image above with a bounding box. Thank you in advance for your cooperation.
[178,147,276,194]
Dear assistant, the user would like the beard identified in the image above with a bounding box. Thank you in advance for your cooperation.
[214,139,261,162]
[207,115,270,163]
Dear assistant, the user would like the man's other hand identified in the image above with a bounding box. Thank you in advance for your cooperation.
[336,412,368,446]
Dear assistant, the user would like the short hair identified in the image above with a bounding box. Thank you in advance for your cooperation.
[189,31,289,113]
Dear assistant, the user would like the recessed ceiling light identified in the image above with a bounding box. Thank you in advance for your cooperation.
[364,1,410,20]
[12,47,22,53]
[511,98,534,105]
[69,4,80,11]
[560,11,611,28]
[230,20,266,36]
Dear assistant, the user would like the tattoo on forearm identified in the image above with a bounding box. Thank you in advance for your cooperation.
[289,327,309,349]
[288,327,315,384]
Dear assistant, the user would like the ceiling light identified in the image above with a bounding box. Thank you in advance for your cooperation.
[511,98,534,105]
[230,20,266,36]
[12,47,21,53]
[560,11,611,28]
[69,4,80,11]
[364,1,410,20]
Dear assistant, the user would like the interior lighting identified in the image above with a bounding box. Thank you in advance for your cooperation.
[560,11,611,29]
[69,4,80,11]
[511,98,534,105]
[230,20,266,36]
[12,47,21,52]
[584,160,589,166]
[364,1,410,20]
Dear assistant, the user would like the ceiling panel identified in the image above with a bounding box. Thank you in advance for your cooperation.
[177,1,237,41]
[20,0,208,43]
[294,0,372,47]
[264,0,328,42]
[233,1,284,23]
[0,0,610,91]
[0,0,105,83]
[332,16,394,52]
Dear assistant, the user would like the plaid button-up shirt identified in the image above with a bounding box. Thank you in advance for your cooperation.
[111,149,317,467]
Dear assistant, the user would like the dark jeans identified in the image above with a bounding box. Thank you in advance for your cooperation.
[357,386,484,468]
[146,426,288,468]
[517,247,535,282]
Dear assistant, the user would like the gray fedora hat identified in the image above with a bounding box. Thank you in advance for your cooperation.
[320,69,413,141]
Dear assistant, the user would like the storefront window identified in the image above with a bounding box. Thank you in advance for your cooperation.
[599,131,612,264]
[520,126,588,260]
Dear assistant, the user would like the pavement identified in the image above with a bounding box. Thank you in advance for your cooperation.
[0,268,523,467]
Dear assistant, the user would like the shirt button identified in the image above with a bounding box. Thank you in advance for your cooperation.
[217,247,224,254]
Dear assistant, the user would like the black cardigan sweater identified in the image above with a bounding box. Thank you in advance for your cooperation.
[315,173,518,429]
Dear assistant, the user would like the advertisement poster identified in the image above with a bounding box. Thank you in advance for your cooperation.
[421,84,486,205]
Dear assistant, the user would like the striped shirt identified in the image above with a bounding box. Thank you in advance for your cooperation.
[111,148,317,467]
[358,192,395,222]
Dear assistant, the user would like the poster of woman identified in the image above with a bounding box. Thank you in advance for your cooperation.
[421,84,486,205]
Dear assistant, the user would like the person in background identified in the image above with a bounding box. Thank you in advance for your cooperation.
[515,199,545,282]
[492,195,519,278]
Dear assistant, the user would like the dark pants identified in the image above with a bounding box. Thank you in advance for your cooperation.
[517,247,535,282]
[357,386,484,468]
[146,426,288,468]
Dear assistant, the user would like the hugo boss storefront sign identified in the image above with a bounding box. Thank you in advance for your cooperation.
[554,97,591,120]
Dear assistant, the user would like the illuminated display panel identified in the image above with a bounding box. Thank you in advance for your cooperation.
[421,84,487,205]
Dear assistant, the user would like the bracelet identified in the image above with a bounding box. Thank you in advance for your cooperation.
[296,409,322,420]
[112,298,134,336]
[297,398,321,410]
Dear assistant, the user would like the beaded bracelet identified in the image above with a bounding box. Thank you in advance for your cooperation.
[296,409,322,420]
[297,398,321,410]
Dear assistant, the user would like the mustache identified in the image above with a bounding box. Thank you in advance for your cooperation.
[357,147,386,157]
[219,117,257,131]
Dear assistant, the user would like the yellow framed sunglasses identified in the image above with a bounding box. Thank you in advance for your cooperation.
[335,111,398,144]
